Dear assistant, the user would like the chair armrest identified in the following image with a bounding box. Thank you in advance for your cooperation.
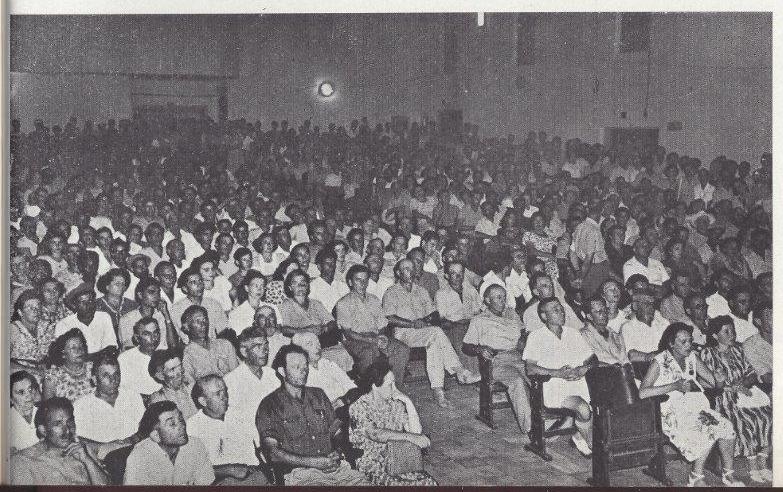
[528,374,552,384]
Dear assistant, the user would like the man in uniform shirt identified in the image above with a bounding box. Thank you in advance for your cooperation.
[620,288,669,363]
[336,264,410,381]
[436,260,483,374]
[383,258,480,407]
[256,344,369,486]
[462,284,531,434]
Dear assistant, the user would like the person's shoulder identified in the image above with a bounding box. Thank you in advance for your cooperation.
[13,440,46,460]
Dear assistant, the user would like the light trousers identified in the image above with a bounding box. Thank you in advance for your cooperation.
[395,326,462,388]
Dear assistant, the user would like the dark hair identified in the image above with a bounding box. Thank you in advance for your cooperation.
[191,250,220,272]
[181,304,208,328]
[96,268,131,295]
[36,276,66,299]
[137,400,178,438]
[12,289,42,322]
[148,348,183,380]
[347,228,364,243]
[536,296,559,321]
[657,322,693,353]
[283,269,309,298]
[528,272,550,292]
[34,397,74,434]
[154,260,175,277]
[624,274,649,291]
[11,370,40,400]
[345,264,370,284]
[191,374,223,409]
[753,300,772,319]
[705,315,734,346]
[47,328,87,367]
[91,352,120,378]
[133,315,159,336]
[134,276,161,302]
[237,325,267,347]
[177,267,201,289]
[233,246,252,262]
[271,343,309,372]
[357,358,392,394]
[314,247,336,266]
[236,269,265,304]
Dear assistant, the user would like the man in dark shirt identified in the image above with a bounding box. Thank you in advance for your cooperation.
[255,344,369,485]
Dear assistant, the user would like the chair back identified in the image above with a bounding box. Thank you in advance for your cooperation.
[103,445,134,485]
[586,363,639,408]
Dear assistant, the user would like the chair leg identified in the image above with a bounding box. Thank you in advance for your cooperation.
[524,410,551,461]
[642,444,672,486]
[476,383,495,429]
[587,412,609,487]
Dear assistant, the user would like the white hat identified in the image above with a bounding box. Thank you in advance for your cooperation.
[24,205,41,218]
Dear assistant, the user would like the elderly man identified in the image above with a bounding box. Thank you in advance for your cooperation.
[383,258,480,407]
[54,282,117,355]
[522,273,582,333]
[180,305,239,383]
[118,316,163,396]
[436,260,483,373]
[148,349,198,419]
[579,296,629,365]
[10,397,110,485]
[336,264,410,382]
[620,287,669,363]
[124,401,215,485]
[256,344,369,486]
[462,284,531,434]
[224,326,281,446]
[291,332,357,408]
[523,297,596,457]
[187,375,270,485]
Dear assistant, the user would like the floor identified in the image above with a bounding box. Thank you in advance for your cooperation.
[400,369,767,487]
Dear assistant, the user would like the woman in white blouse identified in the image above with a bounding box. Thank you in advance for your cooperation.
[10,370,41,453]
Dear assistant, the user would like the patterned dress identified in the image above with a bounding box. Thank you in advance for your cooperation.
[652,350,735,462]
[699,344,772,457]
[263,280,285,306]
[44,362,94,402]
[39,302,72,328]
[349,394,438,486]
[522,231,559,279]
[10,320,57,380]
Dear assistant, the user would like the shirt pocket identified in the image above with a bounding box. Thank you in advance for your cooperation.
[281,414,307,439]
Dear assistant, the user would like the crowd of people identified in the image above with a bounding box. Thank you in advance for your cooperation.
[8,111,773,486]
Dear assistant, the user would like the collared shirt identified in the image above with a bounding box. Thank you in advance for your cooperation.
[309,277,350,314]
[620,312,669,354]
[382,282,435,320]
[118,347,162,395]
[124,436,215,485]
[436,282,482,322]
[479,271,517,310]
[729,313,758,344]
[228,300,282,334]
[54,312,117,354]
[580,323,629,365]
[73,389,145,443]
[622,257,670,286]
[187,409,259,466]
[149,383,198,420]
[463,309,524,352]
[571,217,608,263]
[415,271,440,301]
[10,406,38,452]
[336,291,387,334]
[182,339,240,383]
[204,276,234,313]
[523,298,582,333]
[171,297,228,342]
[279,297,333,329]
[117,309,170,351]
[306,358,357,403]
[256,386,337,458]
[742,334,772,377]
[10,441,93,485]
[224,363,281,444]
[659,294,690,324]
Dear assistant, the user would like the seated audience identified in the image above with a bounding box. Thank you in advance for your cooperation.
[180,305,239,382]
[10,370,42,453]
[42,329,94,402]
[54,282,117,355]
[436,260,483,374]
[11,289,57,378]
[148,348,198,419]
[118,277,178,350]
[743,301,772,385]
[580,296,629,365]
[620,287,669,363]
[117,316,163,396]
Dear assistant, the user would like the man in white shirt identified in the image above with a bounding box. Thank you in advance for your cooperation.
[187,375,269,485]
[309,249,349,314]
[506,245,533,307]
[117,316,163,396]
[56,283,117,355]
[619,288,669,363]
[474,201,500,240]
[726,286,759,343]
[523,297,596,456]
[364,254,393,299]
[73,355,145,445]
[291,332,357,407]
[622,237,669,297]
[706,269,734,318]
[223,325,282,445]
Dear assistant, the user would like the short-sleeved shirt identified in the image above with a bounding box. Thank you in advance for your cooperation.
[228,300,282,333]
[622,257,670,286]
[620,313,669,354]
[124,436,215,485]
[171,297,228,342]
[10,406,39,452]
[306,358,357,402]
[73,389,145,443]
[187,409,259,466]
[336,292,387,334]
[729,313,759,344]
[148,384,198,420]
[436,283,483,322]
[181,339,240,383]
[279,298,334,329]
[256,386,337,458]
[117,309,170,351]
[309,277,350,314]
[571,217,608,263]
[10,441,92,485]
[224,363,281,444]
[54,312,117,354]
[463,309,524,352]
[382,283,435,320]
[580,324,629,365]
[117,347,162,395]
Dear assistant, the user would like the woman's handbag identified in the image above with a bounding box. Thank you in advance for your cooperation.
[386,440,424,476]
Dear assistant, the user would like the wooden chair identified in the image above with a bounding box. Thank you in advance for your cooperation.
[585,364,670,486]
[256,445,287,485]
[524,374,579,461]
[103,445,134,485]
[475,351,515,429]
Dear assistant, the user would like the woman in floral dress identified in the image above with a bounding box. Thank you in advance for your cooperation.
[699,316,772,483]
[42,329,94,402]
[639,323,743,487]
[522,212,559,281]
[349,359,437,486]
[10,290,57,380]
